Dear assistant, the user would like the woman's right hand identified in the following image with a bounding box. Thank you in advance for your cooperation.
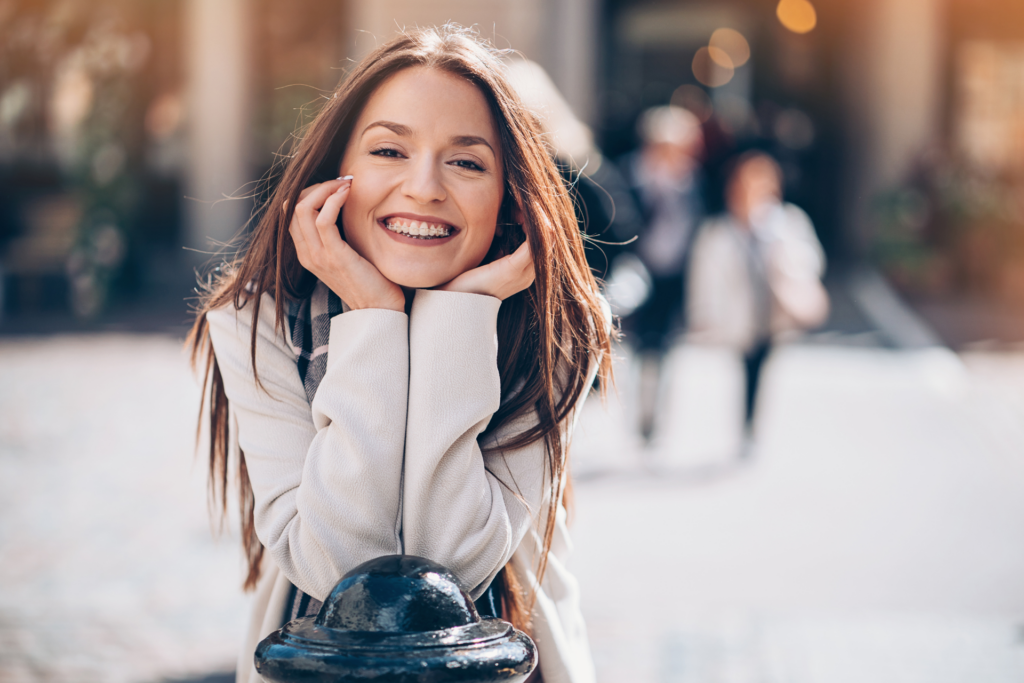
[288,178,406,313]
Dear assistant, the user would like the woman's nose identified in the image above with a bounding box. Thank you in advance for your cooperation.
[402,156,446,204]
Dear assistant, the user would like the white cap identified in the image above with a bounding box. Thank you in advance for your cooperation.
[637,105,701,146]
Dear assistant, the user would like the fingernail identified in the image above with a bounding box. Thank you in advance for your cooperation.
[337,175,353,181]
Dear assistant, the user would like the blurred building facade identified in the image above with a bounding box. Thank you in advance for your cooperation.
[0,0,1021,319]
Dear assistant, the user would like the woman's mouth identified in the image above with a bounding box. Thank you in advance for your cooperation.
[382,218,453,240]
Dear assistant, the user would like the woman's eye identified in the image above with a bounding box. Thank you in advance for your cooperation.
[370,147,403,158]
[451,159,484,172]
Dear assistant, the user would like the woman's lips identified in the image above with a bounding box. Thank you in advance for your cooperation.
[378,216,458,245]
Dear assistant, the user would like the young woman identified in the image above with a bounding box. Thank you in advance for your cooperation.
[187,25,612,683]
[688,151,827,455]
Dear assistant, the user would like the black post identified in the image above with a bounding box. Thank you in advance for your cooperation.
[255,555,537,682]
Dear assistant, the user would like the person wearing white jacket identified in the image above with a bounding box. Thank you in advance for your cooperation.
[188,26,612,683]
[688,152,828,451]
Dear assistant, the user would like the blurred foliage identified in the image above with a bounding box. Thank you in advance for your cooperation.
[0,0,168,317]
[250,0,348,165]
[873,149,1024,298]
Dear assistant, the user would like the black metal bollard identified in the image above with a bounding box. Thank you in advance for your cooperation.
[254,555,537,682]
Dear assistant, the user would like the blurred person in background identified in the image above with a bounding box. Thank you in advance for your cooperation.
[620,105,705,444]
[688,151,828,457]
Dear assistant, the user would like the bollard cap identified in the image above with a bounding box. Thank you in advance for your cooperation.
[316,554,478,634]
[255,555,537,682]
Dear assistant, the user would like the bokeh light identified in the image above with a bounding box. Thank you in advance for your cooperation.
[709,28,751,68]
[144,92,183,140]
[707,45,735,70]
[49,69,94,136]
[692,46,734,88]
[776,0,817,34]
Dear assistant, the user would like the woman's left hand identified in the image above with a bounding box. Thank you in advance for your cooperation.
[436,240,535,300]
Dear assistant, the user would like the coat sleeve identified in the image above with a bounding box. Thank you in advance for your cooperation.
[400,289,603,598]
[773,204,826,280]
[206,293,408,600]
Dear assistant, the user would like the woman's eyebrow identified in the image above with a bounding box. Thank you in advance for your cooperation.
[362,121,494,155]
[450,135,494,154]
[361,120,412,137]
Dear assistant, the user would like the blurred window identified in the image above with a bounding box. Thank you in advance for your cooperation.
[955,41,1024,174]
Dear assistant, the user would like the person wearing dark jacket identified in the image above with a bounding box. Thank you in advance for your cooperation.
[620,105,705,443]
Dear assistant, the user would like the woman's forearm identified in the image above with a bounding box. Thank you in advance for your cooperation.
[401,289,587,597]
[208,294,408,600]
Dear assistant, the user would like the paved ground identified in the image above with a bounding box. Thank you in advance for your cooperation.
[0,335,248,683]
[571,343,1024,682]
[2,328,1024,682]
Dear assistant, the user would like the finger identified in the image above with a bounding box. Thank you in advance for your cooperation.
[289,222,313,270]
[289,214,316,255]
[286,197,311,255]
[477,242,534,298]
[297,177,349,203]
[294,178,349,220]
[497,241,532,279]
[513,250,536,291]
[295,181,350,253]
[518,249,536,289]
[293,182,349,254]
[288,217,305,246]
[500,241,534,293]
[315,183,351,248]
[508,240,532,267]
[292,201,325,255]
[285,180,337,218]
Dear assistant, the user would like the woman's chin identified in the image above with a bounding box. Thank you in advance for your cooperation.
[377,267,452,291]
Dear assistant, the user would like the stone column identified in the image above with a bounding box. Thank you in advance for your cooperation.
[841,0,945,256]
[346,0,546,76]
[183,0,252,265]
[542,0,599,125]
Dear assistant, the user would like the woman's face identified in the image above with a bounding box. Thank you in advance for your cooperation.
[339,66,505,289]
[727,157,781,227]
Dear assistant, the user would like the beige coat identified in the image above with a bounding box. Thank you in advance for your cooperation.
[207,288,600,683]
[687,202,827,350]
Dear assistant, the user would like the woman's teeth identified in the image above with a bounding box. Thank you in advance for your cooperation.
[384,219,451,239]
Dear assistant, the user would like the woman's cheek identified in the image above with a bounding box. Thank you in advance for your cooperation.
[475,231,498,265]
[339,204,369,258]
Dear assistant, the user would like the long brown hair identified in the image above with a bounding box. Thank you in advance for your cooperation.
[187,24,612,632]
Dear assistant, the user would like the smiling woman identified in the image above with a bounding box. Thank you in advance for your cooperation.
[186,24,612,683]
[337,66,505,289]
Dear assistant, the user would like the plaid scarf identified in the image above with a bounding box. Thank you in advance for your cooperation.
[286,281,344,403]
[276,280,342,625]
